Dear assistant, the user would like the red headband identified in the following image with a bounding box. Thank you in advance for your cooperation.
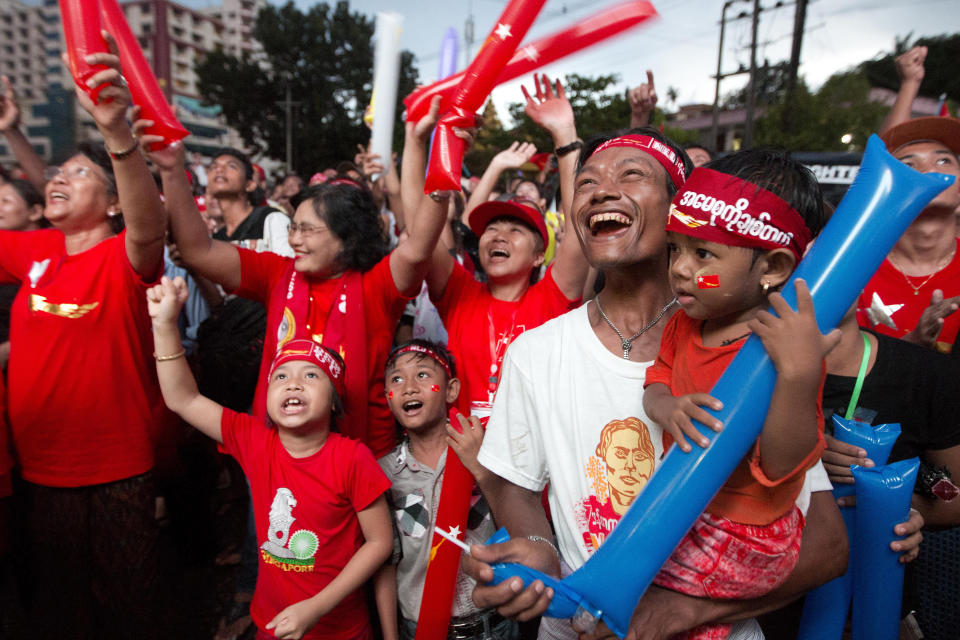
[269,339,346,399]
[389,344,453,378]
[589,134,687,188]
[666,168,811,262]
[329,178,364,189]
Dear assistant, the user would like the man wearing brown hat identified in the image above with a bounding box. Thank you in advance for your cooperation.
[857,116,960,353]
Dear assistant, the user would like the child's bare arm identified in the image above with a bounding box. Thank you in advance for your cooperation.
[748,280,840,480]
[265,494,393,639]
[643,382,723,453]
[373,564,399,640]
[148,276,224,443]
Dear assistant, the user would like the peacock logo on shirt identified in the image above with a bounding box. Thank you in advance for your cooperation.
[260,488,319,572]
[576,417,656,553]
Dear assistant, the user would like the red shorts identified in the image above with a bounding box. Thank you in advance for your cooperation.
[653,506,804,640]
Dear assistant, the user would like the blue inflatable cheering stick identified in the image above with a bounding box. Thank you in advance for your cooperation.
[486,135,954,638]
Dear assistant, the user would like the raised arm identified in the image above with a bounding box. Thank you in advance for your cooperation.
[75,35,166,277]
[136,119,242,291]
[390,100,454,298]
[0,76,47,193]
[880,46,926,135]
[462,141,538,225]
[522,74,589,300]
[148,276,224,442]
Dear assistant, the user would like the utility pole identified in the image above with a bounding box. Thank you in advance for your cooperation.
[464,0,475,66]
[711,1,750,152]
[782,0,808,129]
[275,82,301,171]
[743,0,761,149]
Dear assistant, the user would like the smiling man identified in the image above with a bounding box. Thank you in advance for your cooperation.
[467,128,851,640]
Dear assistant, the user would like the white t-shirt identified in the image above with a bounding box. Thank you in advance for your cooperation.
[479,302,668,571]
[479,302,830,640]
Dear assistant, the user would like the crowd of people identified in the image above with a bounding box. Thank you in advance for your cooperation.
[0,28,956,640]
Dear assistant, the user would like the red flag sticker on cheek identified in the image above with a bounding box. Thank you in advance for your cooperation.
[697,274,720,289]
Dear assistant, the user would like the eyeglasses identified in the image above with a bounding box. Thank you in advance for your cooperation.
[287,222,328,237]
[44,164,99,181]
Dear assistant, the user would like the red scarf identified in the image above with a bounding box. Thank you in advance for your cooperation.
[259,261,369,443]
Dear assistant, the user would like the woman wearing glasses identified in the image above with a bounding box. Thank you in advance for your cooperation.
[0,41,170,637]
[140,109,452,460]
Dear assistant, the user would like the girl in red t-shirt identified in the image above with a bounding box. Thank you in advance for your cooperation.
[149,276,392,640]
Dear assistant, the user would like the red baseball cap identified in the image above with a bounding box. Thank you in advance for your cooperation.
[882,116,960,156]
[469,196,549,247]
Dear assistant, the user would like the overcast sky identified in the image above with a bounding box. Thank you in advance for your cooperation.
[182,0,959,123]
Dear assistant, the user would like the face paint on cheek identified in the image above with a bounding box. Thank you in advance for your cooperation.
[696,274,720,289]
[431,385,441,393]
[388,391,394,399]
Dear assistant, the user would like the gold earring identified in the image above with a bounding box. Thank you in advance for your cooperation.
[761,282,770,295]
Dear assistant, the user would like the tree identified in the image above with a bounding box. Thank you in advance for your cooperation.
[195,1,418,174]
[754,71,887,151]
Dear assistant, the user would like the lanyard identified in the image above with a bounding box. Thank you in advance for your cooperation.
[487,306,519,400]
[844,331,871,420]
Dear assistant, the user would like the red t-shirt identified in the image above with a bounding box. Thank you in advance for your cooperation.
[857,238,960,353]
[0,230,169,487]
[221,409,390,640]
[234,250,409,458]
[435,263,579,411]
[645,311,825,525]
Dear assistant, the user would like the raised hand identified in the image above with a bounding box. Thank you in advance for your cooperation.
[895,46,927,85]
[146,276,189,325]
[628,70,657,127]
[0,76,21,133]
[493,141,537,171]
[521,73,575,139]
[132,105,185,172]
[904,288,960,350]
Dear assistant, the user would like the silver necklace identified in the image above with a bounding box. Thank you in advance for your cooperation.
[596,295,677,359]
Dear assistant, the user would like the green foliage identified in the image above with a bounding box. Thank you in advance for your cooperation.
[755,71,886,151]
[194,1,418,173]
[860,33,960,100]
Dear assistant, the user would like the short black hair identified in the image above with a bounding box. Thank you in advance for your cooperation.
[213,147,254,181]
[76,141,117,197]
[6,178,43,209]
[304,182,387,272]
[386,339,458,379]
[705,148,827,238]
[578,126,692,200]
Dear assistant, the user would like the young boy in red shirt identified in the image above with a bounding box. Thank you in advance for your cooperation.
[148,276,392,640]
[643,149,837,640]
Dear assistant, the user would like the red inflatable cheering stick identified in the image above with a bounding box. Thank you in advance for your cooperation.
[407,1,658,124]
[99,0,188,148]
[423,0,548,193]
[59,0,110,104]
[414,408,485,640]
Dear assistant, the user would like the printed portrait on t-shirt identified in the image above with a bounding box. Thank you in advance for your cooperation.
[576,417,656,552]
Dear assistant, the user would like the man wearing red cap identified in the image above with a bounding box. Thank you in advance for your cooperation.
[420,77,591,416]
[857,116,960,353]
